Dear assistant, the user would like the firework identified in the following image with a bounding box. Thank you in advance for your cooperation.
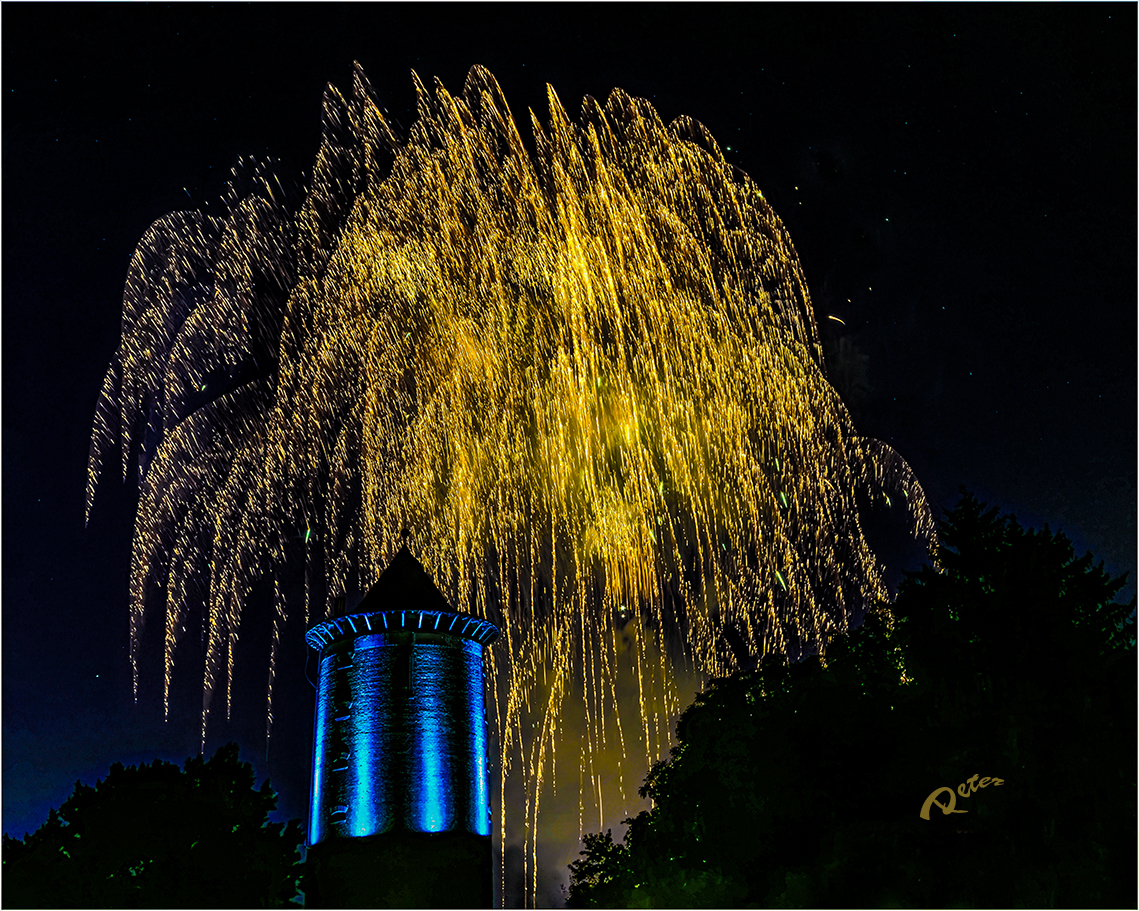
[89,63,934,904]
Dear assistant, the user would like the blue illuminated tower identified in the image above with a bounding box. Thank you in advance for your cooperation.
[304,546,498,908]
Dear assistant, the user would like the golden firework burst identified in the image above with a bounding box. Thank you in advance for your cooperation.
[89,63,934,905]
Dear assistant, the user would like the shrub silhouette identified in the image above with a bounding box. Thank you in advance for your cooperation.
[2,743,303,908]
[568,493,1136,908]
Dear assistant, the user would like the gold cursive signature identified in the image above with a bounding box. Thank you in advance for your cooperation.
[920,774,1004,819]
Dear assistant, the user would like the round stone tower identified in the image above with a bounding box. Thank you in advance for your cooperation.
[304,546,498,908]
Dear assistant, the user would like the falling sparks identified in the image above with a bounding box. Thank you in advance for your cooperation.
[88,63,934,906]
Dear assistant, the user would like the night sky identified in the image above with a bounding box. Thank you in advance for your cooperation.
[3,4,1134,906]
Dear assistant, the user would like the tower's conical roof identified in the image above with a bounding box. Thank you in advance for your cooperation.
[354,544,453,614]
[306,545,498,649]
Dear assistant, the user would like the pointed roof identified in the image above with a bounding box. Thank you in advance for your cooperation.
[305,545,499,649]
[354,544,453,615]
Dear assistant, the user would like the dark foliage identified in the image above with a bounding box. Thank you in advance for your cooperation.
[568,492,1136,908]
[2,744,303,909]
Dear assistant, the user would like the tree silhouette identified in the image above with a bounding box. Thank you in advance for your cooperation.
[2,743,303,909]
[568,492,1136,908]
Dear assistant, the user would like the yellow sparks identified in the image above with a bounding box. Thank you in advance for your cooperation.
[87,63,935,907]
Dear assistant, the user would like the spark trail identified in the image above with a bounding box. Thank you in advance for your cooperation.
[88,64,934,905]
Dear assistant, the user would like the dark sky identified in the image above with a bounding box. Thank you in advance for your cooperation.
[3,3,1134,905]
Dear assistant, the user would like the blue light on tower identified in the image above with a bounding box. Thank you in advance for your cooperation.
[304,546,498,908]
